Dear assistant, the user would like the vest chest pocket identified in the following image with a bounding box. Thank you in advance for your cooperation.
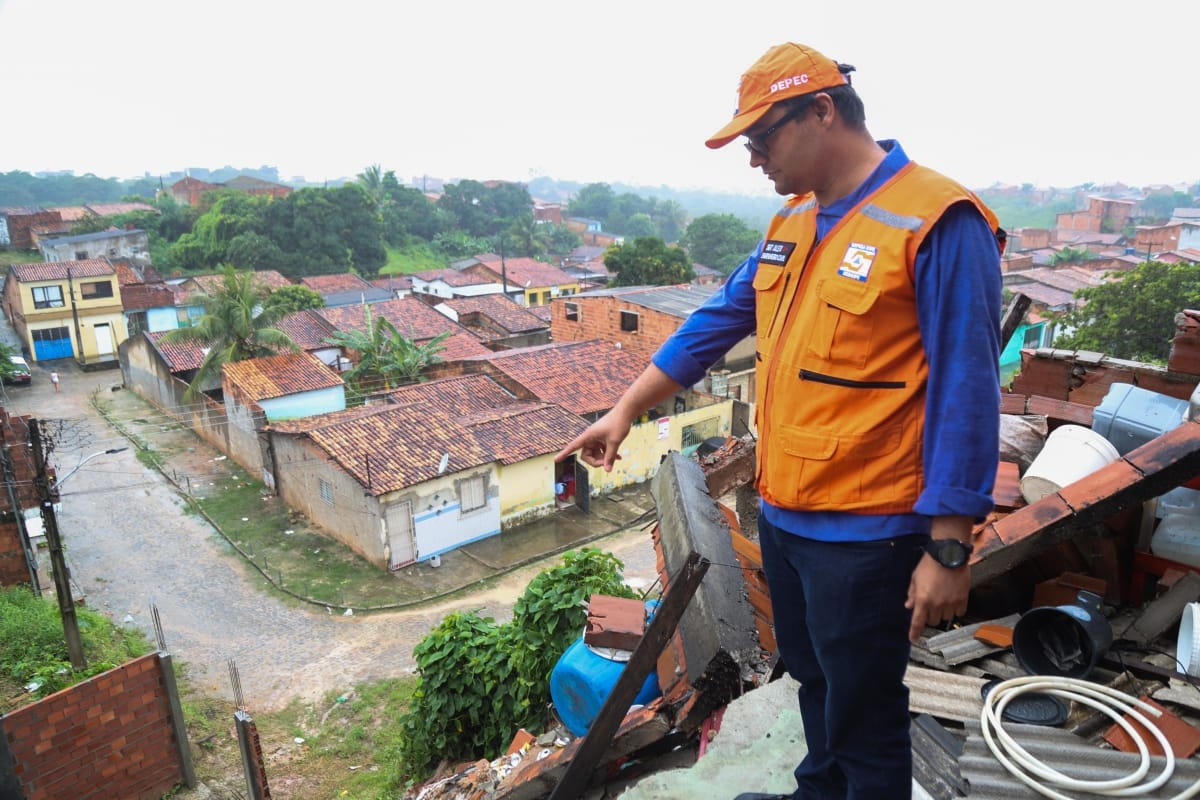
[807,278,881,369]
[752,263,787,341]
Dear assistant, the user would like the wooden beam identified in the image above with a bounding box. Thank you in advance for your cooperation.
[549,551,709,800]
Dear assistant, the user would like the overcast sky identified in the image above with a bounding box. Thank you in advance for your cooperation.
[2,0,1196,197]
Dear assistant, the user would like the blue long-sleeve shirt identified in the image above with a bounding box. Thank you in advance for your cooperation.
[652,141,1001,542]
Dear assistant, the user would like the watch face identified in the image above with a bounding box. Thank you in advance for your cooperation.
[928,539,970,568]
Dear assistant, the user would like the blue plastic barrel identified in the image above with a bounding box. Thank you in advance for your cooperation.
[549,600,662,737]
[549,638,662,737]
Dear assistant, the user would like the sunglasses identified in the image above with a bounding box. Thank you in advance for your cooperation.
[743,102,812,157]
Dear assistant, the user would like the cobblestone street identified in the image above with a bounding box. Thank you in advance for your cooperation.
[4,358,659,711]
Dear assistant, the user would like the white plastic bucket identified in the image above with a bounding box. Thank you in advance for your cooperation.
[1178,602,1200,677]
[1020,424,1121,504]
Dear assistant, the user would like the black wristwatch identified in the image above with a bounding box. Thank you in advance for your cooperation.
[923,538,973,568]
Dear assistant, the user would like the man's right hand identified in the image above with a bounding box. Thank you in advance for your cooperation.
[555,411,632,472]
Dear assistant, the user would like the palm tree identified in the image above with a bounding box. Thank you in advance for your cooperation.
[162,265,298,400]
[323,306,450,392]
[356,164,387,215]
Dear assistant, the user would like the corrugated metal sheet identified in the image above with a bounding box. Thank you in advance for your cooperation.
[960,721,1200,798]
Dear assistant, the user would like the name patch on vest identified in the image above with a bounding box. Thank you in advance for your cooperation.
[760,240,797,266]
[836,242,877,282]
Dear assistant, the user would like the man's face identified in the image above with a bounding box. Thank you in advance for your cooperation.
[743,97,826,197]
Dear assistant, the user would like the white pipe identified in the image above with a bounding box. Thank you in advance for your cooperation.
[981,675,1200,799]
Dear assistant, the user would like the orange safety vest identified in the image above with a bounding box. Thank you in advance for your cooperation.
[752,161,999,514]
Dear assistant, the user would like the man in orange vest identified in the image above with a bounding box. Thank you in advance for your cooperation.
[557,42,1001,799]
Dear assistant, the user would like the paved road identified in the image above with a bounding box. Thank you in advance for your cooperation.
[6,359,658,711]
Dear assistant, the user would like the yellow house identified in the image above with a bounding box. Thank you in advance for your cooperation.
[2,259,127,365]
[464,256,582,308]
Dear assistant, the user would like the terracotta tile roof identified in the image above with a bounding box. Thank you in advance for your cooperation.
[113,261,140,285]
[387,374,518,416]
[464,339,649,416]
[471,256,575,288]
[300,273,373,294]
[86,202,155,216]
[146,331,208,371]
[461,402,587,464]
[222,352,343,402]
[315,296,484,350]
[439,294,548,334]
[277,309,335,350]
[527,305,552,322]
[412,268,494,288]
[52,206,89,222]
[273,393,585,494]
[370,275,411,293]
[439,330,494,359]
[188,269,294,295]
[9,259,114,282]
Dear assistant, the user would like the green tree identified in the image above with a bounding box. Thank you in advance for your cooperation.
[605,236,695,287]
[540,222,583,258]
[1054,260,1200,363]
[681,213,764,273]
[357,163,387,214]
[568,183,617,223]
[262,284,325,317]
[650,198,689,243]
[1047,246,1096,266]
[160,266,298,399]
[1139,191,1195,224]
[168,190,266,272]
[0,342,21,383]
[438,180,533,239]
[322,306,449,392]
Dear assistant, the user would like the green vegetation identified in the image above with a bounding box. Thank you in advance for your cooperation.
[160,265,299,400]
[679,212,764,273]
[1054,259,1200,363]
[0,586,153,712]
[321,306,449,395]
[394,548,637,785]
[606,236,695,286]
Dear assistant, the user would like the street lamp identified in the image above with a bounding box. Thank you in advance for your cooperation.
[52,447,128,491]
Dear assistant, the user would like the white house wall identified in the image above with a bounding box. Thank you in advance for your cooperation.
[406,467,501,560]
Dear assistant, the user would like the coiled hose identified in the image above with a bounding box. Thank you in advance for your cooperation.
[981,675,1200,799]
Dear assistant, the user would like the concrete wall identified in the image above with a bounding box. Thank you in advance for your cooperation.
[0,652,190,800]
[271,434,382,564]
[41,230,149,263]
[586,399,734,494]
[498,455,555,528]
[258,386,345,421]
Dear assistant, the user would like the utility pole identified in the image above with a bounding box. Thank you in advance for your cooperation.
[29,419,86,670]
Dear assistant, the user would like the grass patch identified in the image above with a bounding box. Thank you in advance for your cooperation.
[187,466,413,609]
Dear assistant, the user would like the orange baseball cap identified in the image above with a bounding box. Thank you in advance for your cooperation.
[706,42,849,149]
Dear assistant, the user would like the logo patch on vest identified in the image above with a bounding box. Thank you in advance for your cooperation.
[836,242,877,282]
[760,240,797,266]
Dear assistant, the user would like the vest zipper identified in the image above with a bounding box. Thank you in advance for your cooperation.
[799,369,906,390]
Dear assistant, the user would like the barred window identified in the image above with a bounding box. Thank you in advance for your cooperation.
[319,478,334,505]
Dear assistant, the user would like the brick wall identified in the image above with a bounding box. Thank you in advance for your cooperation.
[0,411,42,589]
[3,212,63,251]
[0,653,188,800]
[550,295,682,365]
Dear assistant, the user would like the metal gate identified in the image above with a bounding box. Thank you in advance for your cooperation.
[31,326,72,361]
[385,500,417,570]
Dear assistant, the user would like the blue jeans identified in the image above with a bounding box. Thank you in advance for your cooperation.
[758,516,925,800]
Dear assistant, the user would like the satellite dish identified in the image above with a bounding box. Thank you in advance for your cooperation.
[437,452,450,474]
